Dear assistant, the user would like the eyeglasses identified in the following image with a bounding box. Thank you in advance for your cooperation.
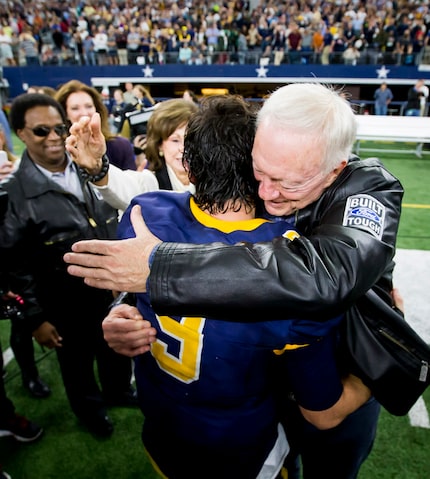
[24,124,68,137]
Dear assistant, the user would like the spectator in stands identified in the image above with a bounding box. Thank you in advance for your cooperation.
[237,27,248,64]
[106,24,119,66]
[0,26,16,66]
[18,28,39,66]
[373,82,393,115]
[343,43,360,65]
[332,30,347,64]
[82,32,96,66]
[71,29,84,65]
[246,22,262,52]
[178,41,192,64]
[126,25,141,64]
[299,27,313,64]
[93,24,108,66]
[311,25,325,63]
[115,26,128,65]
[205,21,222,63]
[321,28,334,64]
[272,23,286,65]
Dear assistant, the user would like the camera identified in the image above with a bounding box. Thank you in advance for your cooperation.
[0,292,25,321]
[112,103,155,140]
[125,105,156,139]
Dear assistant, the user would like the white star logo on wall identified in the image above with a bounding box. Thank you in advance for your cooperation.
[376,65,390,79]
[142,65,154,78]
[256,65,269,78]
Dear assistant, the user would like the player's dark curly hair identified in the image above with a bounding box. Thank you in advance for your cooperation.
[184,95,260,215]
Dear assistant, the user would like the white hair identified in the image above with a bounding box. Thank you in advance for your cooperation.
[257,83,358,172]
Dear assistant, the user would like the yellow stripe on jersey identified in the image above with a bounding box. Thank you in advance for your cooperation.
[273,343,310,355]
[145,450,169,479]
[190,197,302,240]
[190,197,270,232]
[282,230,300,241]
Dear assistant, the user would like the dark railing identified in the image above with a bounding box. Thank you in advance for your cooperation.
[21,47,429,68]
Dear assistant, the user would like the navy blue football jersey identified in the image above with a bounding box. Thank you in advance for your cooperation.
[118,191,342,479]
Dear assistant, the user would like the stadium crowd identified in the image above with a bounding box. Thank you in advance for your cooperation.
[0,0,430,67]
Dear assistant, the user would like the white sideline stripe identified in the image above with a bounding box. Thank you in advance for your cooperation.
[3,347,14,367]
[408,397,430,429]
[393,249,430,343]
[393,250,430,427]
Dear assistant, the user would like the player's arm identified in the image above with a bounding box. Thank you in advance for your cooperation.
[283,331,371,430]
[300,374,371,430]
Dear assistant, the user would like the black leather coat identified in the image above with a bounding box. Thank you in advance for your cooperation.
[149,156,404,321]
[0,151,118,329]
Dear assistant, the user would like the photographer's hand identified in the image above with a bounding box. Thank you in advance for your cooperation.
[1,290,19,301]
[133,134,148,171]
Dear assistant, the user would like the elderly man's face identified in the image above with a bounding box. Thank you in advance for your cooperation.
[252,121,344,216]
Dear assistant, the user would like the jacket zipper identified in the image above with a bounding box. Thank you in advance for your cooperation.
[378,328,429,382]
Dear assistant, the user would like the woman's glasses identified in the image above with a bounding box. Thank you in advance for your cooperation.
[24,125,68,137]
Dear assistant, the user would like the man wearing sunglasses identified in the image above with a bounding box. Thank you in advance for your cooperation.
[0,93,136,437]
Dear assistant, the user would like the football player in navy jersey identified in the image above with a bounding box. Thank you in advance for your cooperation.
[103,95,370,479]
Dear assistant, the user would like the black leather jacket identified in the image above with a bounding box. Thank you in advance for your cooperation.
[149,156,404,321]
[0,151,118,329]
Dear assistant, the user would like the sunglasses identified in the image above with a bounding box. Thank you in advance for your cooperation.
[24,124,68,137]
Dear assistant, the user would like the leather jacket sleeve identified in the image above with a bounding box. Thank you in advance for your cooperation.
[149,157,403,321]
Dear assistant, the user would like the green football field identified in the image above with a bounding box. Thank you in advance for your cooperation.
[1,140,430,478]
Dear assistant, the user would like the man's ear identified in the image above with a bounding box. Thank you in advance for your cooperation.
[16,129,25,143]
[325,160,348,188]
[333,159,348,176]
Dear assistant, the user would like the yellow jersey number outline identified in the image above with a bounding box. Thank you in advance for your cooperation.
[151,315,205,384]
